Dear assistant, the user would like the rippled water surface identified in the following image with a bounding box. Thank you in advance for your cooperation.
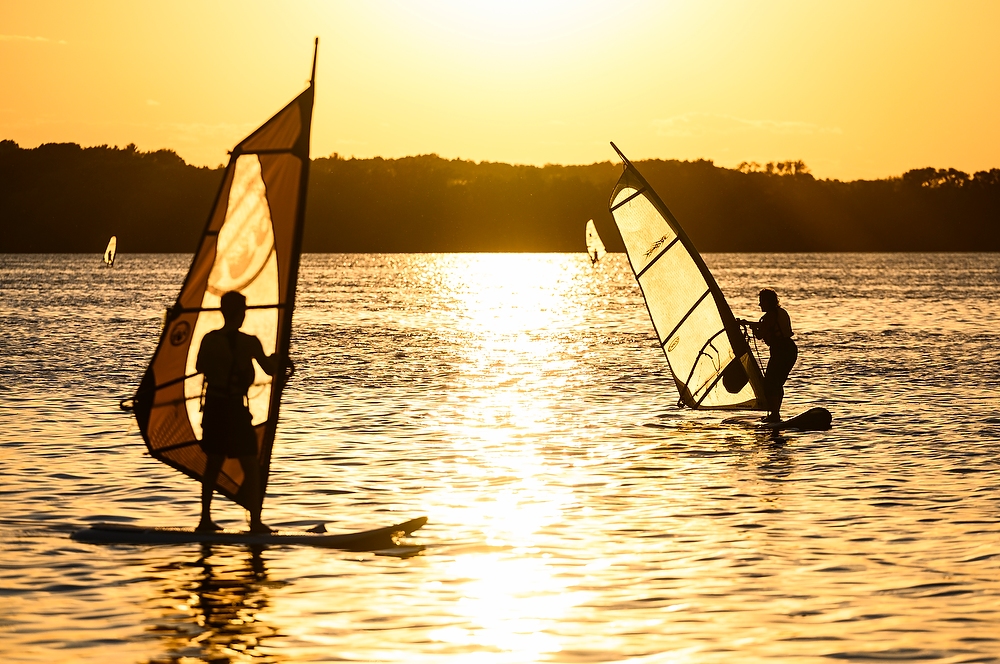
[2,252,999,663]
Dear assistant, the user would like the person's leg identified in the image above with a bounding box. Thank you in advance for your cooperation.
[762,357,780,421]
[198,454,225,531]
[766,343,798,421]
[238,455,271,532]
[771,384,784,421]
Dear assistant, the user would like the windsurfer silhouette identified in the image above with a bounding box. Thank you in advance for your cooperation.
[196,291,279,533]
[740,288,797,423]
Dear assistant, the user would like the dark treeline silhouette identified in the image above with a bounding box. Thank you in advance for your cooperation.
[2,139,999,253]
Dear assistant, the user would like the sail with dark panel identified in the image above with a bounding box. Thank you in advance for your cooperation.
[608,143,768,410]
[130,44,317,510]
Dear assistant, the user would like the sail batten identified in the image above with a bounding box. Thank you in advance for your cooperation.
[608,143,768,411]
[610,187,647,212]
[131,54,316,510]
[635,237,681,279]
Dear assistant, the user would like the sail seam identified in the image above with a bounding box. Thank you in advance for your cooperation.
[660,289,711,348]
[636,237,680,280]
[610,187,647,212]
[171,303,287,315]
[144,372,201,393]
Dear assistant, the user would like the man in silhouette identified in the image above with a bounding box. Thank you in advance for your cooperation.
[742,288,797,423]
[196,291,279,533]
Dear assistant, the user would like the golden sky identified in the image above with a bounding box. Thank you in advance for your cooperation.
[2,0,998,180]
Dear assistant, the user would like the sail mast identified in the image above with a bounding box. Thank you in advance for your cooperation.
[259,37,317,495]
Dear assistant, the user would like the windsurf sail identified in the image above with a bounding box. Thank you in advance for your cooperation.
[608,142,768,410]
[129,40,317,511]
[585,219,606,264]
[103,236,117,266]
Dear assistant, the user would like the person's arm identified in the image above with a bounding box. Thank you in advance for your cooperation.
[249,337,280,376]
[736,318,760,337]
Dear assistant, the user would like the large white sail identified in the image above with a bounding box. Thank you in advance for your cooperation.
[585,219,606,264]
[608,143,768,410]
[103,236,116,266]
[130,43,317,510]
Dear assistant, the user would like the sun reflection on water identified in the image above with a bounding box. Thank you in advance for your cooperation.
[417,254,597,659]
[429,555,590,661]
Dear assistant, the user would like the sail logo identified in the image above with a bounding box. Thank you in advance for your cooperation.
[645,235,669,258]
[667,336,680,352]
[169,320,191,346]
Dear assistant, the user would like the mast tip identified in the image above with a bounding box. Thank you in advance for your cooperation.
[310,38,319,85]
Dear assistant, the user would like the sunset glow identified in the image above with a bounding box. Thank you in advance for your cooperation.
[1,0,998,179]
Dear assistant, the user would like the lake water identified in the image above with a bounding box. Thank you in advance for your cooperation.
[1,252,999,663]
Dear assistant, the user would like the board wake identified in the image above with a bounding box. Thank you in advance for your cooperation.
[71,516,427,551]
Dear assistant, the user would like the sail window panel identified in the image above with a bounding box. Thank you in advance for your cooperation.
[238,252,279,426]
[638,246,712,346]
[613,190,679,275]
[184,155,282,438]
[207,155,276,296]
[665,297,734,402]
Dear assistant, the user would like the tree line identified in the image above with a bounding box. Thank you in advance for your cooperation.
[1,139,998,253]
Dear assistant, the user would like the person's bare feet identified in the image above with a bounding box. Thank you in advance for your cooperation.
[195,520,223,532]
[248,521,273,534]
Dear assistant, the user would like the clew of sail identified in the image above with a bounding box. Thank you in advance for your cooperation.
[608,143,767,410]
[104,236,117,266]
[585,219,606,264]
[130,43,317,510]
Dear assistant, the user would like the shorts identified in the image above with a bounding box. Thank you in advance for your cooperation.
[199,395,259,458]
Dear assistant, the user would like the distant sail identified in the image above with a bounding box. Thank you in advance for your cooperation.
[608,143,767,410]
[130,44,317,510]
[585,219,606,264]
[103,236,117,266]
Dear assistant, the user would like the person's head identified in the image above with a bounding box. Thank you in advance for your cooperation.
[758,288,779,312]
[220,291,247,329]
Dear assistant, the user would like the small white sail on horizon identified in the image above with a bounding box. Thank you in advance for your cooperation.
[608,142,768,411]
[103,236,117,266]
[585,219,606,264]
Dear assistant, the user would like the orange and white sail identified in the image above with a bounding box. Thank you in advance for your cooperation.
[130,42,317,510]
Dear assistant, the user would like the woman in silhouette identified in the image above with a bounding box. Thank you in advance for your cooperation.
[744,288,797,423]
